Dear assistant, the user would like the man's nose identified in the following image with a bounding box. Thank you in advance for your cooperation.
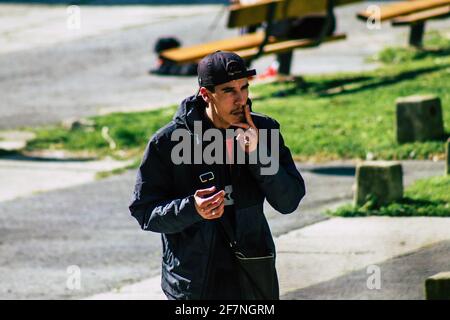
[234,90,245,105]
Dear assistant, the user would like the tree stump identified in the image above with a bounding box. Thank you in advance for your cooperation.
[354,161,403,207]
[396,95,444,144]
[425,272,450,300]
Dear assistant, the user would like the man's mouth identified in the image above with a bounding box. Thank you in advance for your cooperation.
[231,108,244,116]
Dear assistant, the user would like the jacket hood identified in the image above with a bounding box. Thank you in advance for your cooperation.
[172,94,205,134]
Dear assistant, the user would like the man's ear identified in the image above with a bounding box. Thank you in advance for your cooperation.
[199,87,211,103]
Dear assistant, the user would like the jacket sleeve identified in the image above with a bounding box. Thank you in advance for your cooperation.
[128,138,203,234]
[247,121,306,214]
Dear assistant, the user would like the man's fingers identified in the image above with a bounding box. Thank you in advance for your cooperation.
[232,122,250,130]
[203,189,224,203]
[198,190,225,208]
[206,202,225,219]
[205,197,224,212]
[195,186,216,197]
[200,197,222,213]
[244,105,256,128]
[235,127,245,138]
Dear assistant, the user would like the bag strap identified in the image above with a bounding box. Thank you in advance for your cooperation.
[217,218,238,252]
[217,218,275,300]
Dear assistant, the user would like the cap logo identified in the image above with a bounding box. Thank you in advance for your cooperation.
[226,60,243,76]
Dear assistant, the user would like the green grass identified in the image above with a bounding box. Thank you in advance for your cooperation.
[25,31,450,162]
[370,30,450,64]
[95,158,141,179]
[327,175,450,217]
[25,106,177,159]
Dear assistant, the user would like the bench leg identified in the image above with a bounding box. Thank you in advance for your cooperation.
[409,22,425,48]
[277,51,293,75]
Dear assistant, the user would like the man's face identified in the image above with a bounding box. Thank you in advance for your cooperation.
[202,78,250,128]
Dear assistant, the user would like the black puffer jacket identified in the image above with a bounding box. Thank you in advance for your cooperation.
[129,95,306,299]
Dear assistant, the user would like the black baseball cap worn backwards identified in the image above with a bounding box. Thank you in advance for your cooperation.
[198,51,256,88]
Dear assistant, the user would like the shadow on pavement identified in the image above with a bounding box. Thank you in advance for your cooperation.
[281,239,450,300]
[0,153,96,162]
[304,166,356,177]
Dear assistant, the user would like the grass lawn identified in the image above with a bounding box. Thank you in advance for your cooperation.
[25,106,178,160]
[327,175,450,217]
[25,31,450,162]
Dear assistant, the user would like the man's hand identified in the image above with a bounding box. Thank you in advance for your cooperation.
[233,105,258,153]
[194,186,225,220]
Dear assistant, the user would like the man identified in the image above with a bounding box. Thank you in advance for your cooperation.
[129,51,305,300]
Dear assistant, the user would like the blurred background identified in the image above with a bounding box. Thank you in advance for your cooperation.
[0,0,449,300]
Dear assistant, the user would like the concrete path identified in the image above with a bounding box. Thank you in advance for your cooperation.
[0,169,160,300]
[86,216,450,300]
[0,158,444,299]
[0,154,133,202]
[83,160,447,300]
[0,4,221,55]
[283,239,450,300]
[277,217,450,297]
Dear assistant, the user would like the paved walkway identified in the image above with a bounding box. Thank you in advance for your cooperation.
[86,216,450,300]
[0,4,221,55]
[284,239,450,299]
[0,154,133,202]
[0,155,445,299]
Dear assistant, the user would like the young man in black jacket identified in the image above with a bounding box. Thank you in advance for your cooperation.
[129,51,305,300]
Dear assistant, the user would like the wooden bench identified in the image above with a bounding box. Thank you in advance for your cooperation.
[392,6,450,47]
[234,33,347,59]
[160,0,361,75]
[357,0,450,47]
